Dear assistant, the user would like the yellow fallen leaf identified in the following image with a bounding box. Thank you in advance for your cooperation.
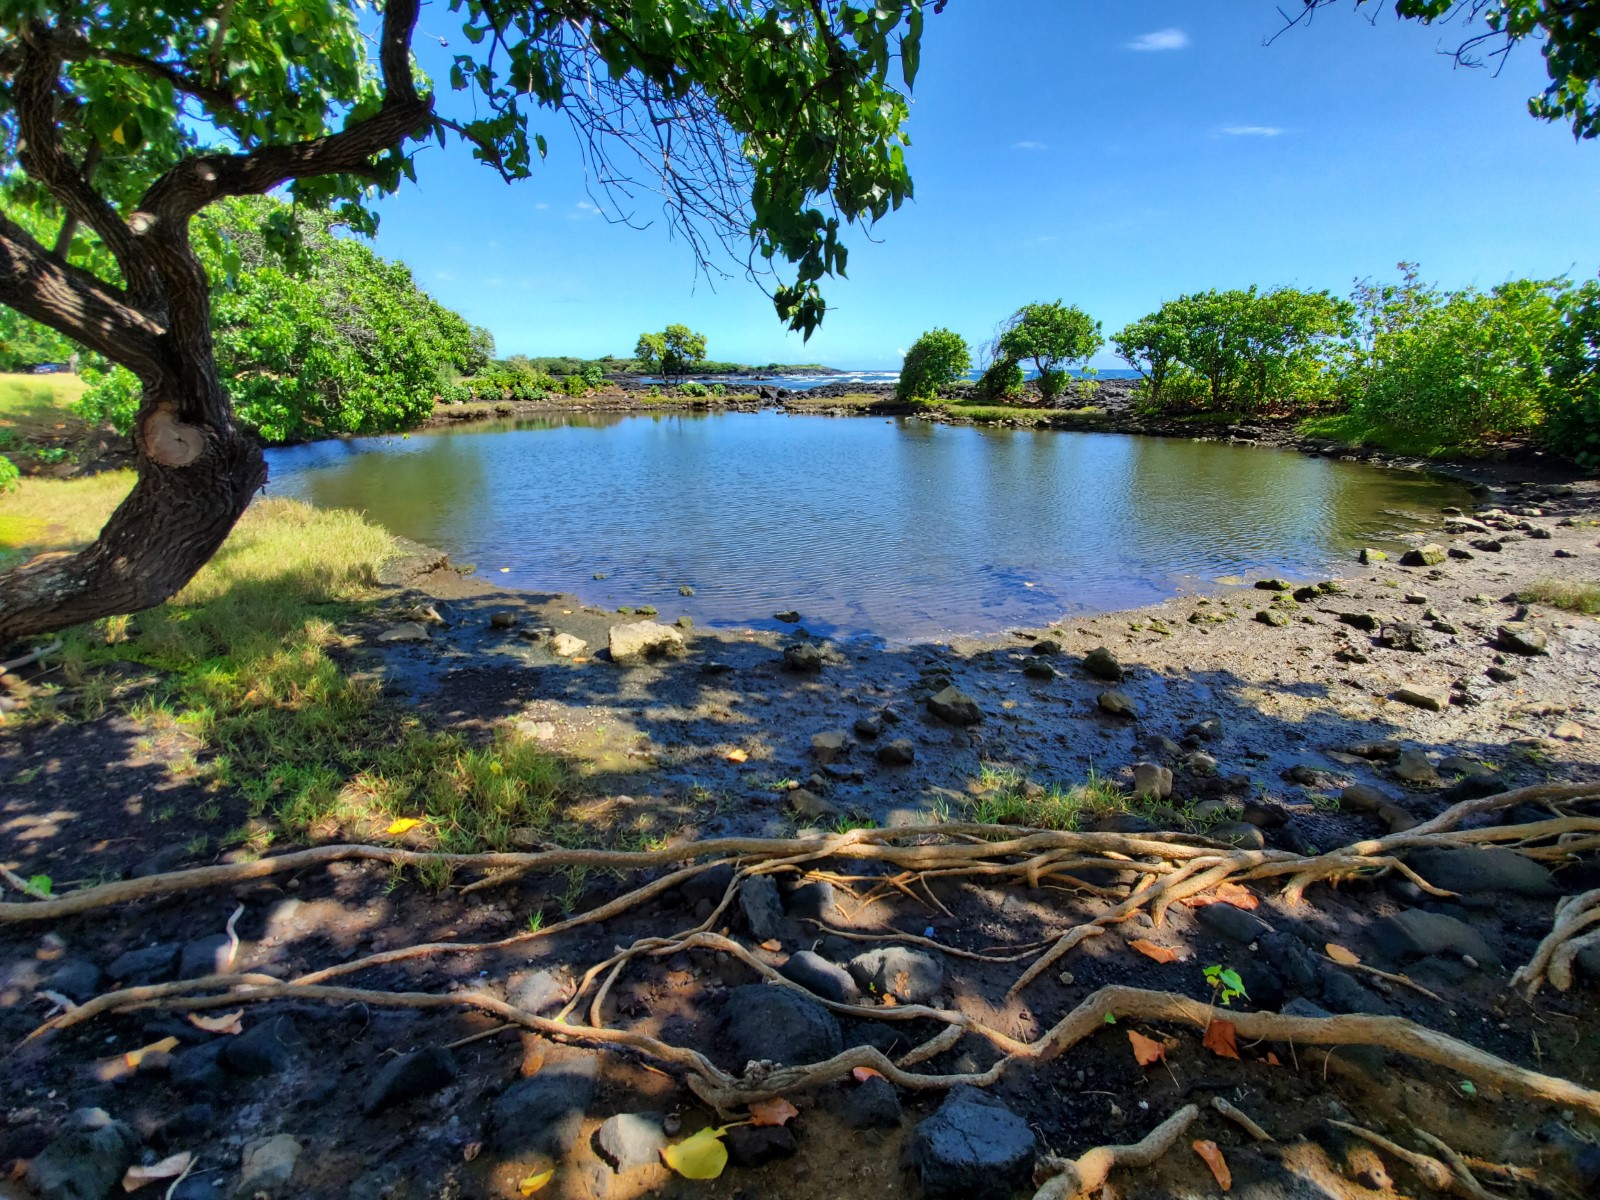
[661,1126,730,1180]
[187,1010,243,1035]
[122,1151,193,1191]
[725,748,749,763]
[1193,1139,1232,1190]
[748,1097,799,1127]
[518,1168,554,1194]
[1127,1029,1166,1067]
[124,1036,179,1068]
[500,567,511,573]
[385,817,422,835]
[1325,943,1361,967]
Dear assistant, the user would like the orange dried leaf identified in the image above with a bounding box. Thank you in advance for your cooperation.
[1129,939,1180,964]
[759,939,782,952]
[1128,1029,1166,1067]
[725,748,749,763]
[1182,882,1259,910]
[1325,943,1361,967]
[748,1097,799,1127]
[851,1066,884,1082]
[1202,1019,1241,1060]
[125,1036,178,1068]
[186,1010,243,1035]
[1193,1140,1232,1190]
[880,993,898,1007]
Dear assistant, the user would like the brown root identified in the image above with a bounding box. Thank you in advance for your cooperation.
[1031,1103,1201,1200]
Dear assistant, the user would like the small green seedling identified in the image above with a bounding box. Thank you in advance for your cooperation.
[1103,1012,1117,1025]
[1203,964,1249,1007]
[27,874,52,898]
[1458,1080,1477,1098]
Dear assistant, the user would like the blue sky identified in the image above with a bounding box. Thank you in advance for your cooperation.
[369,2,1600,369]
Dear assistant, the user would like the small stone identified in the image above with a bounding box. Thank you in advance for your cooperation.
[178,934,233,980]
[1497,622,1549,655]
[594,1113,667,1173]
[678,585,696,596]
[507,968,568,1015]
[489,1057,600,1156]
[549,632,587,657]
[927,686,983,725]
[811,730,849,764]
[783,642,824,672]
[489,611,520,630]
[840,1075,902,1128]
[1344,739,1403,760]
[739,876,786,942]
[1082,646,1124,681]
[786,788,838,822]
[377,621,430,644]
[1339,612,1380,633]
[854,716,882,739]
[26,1115,138,1200]
[1371,910,1500,968]
[1554,720,1585,741]
[1449,547,1475,560]
[1393,749,1441,785]
[1400,544,1446,567]
[1334,647,1369,663]
[1186,716,1224,742]
[362,1046,457,1114]
[1471,538,1504,553]
[1339,783,1393,814]
[726,1124,797,1167]
[779,951,860,1004]
[46,960,103,1003]
[222,1015,299,1076]
[1023,659,1057,678]
[774,610,802,623]
[1097,690,1137,718]
[1379,622,1432,653]
[106,943,180,985]
[1210,821,1266,850]
[1255,609,1290,627]
[1255,578,1291,591]
[234,1134,301,1199]
[1131,762,1173,799]
[1393,685,1449,712]
[1404,593,1428,605]
[171,1041,228,1095]
[1195,901,1271,943]
[876,738,916,766]
[847,946,945,1004]
[1032,638,1062,655]
[1486,665,1518,683]
[1359,548,1388,564]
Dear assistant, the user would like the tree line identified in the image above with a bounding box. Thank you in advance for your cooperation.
[898,268,1600,464]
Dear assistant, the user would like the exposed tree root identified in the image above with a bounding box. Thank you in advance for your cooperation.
[1211,1096,1273,1142]
[1030,1103,1201,1200]
[1513,887,1600,997]
[1330,1121,1498,1200]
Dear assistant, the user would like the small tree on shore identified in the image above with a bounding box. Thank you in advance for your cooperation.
[997,301,1103,403]
[634,325,707,382]
[897,328,970,401]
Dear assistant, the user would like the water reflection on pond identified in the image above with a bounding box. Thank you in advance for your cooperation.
[266,411,1471,639]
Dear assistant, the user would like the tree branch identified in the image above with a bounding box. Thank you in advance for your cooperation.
[48,28,240,112]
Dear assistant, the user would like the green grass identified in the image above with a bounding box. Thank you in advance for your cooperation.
[2,479,578,865]
[1519,579,1600,615]
[0,373,93,469]
[939,402,1103,424]
[962,764,1217,832]
[781,391,887,409]
[1296,412,1488,459]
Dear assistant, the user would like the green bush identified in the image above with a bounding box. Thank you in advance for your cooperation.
[997,301,1102,402]
[1540,279,1600,467]
[897,328,970,401]
[678,380,709,397]
[0,453,18,493]
[977,357,1025,400]
[710,383,728,398]
[560,373,590,397]
[439,383,472,404]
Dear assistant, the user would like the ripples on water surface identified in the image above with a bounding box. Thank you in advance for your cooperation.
[266,412,1471,640]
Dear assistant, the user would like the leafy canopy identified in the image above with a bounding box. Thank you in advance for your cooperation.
[996,301,1104,401]
[897,327,969,401]
[634,324,707,380]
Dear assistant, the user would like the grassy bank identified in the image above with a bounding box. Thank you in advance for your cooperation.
[0,372,93,473]
[1,476,573,871]
[938,401,1103,425]
[1296,412,1491,460]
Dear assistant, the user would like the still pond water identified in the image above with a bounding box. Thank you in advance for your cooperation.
[266,411,1471,640]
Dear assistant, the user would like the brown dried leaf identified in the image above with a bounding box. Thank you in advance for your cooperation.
[748,1097,799,1127]
[1182,882,1259,911]
[1265,1051,1282,1066]
[1202,1019,1241,1060]
[186,1010,243,1035]
[1325,943,1361,967]
[1128,1029,1166,1067]
[1129,939,1180,964]
[1193,1140,1232,1191]
[462,1142,482,1163]
[122,1151,192,1191]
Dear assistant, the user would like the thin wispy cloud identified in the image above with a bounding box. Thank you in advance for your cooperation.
[1012,140,1048,151]
[1126,28,1188,52]
[1220,125,1287,137]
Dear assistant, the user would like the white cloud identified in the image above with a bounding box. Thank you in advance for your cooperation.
[1127,28,1188,52]
[576,200,599,212]
[1012,140,1048,151]
[533,201,550,210]
[1220,125,1287,137]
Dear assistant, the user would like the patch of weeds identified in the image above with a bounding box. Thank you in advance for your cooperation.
[830,814,879,833]
[151,804,177,823]
[185,834,210,857]
[967,766,1126,831]
[196,800,221,821]
[1519,579,1600,615]
[1310,792,1341,813]
[557,865,591,913]
[526,909,545,933]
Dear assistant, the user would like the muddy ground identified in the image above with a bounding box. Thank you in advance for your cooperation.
[3,459,1600,1200]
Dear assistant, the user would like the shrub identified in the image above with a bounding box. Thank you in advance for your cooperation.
[897,327,970,401]
[977,357,1025,401]
[0,454,18,493]
[678,380,709,397]
[560,373,590,397]
[997,301,1102,402]
[1544,279,1600,467]
[710,383,728,398]
[438,383,471,405]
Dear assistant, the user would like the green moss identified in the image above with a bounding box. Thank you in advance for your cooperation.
[1297,413,1491,459]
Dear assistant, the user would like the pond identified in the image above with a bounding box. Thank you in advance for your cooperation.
[265,412,1472,640]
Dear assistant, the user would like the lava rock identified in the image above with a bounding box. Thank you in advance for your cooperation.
[779,951,860,1004]
[738,876,787,942]
[811,730,849,763]
[507,968,568,1015]
[721,985,842,1067]
[1400,544,1446,567]
[876,738,916,766]
[786,787,838,822]
[594,1113,667,1173]
[785,880,837,923]
[1132,763,1173,799]
[783,642,824,672]
[1371,910,1500,968]
[1338,612,1380,633]
[178,934,233,980]
[1497,622,1549,655]
[910,1086,1037,1200]
[1392,749,1441,786]
[26,1112,139,1200]
[234,1135,301,1199]
[1392,685,1449,712]
[489,1056,600,1156]
[1239,800,1287,829]
[362,1046,458,1114]
[1082,647,1124,681]
[1380,622,1432,653]
[840,1076,902,1129]
[1210,821,1266,850]
[1405,848,1556,901]
[1338,784,1391,814]
[106,943,180,986]
[927,686,983,726]
[170,1041,228,1095]
[847,946,944,1004]
[1097,690,1137,718]
[221,1015,299,1076]
[725,1124,797,1167]
[1023,659,1057,679]
[46,960,103,1004]
[1195,902,1272,945]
